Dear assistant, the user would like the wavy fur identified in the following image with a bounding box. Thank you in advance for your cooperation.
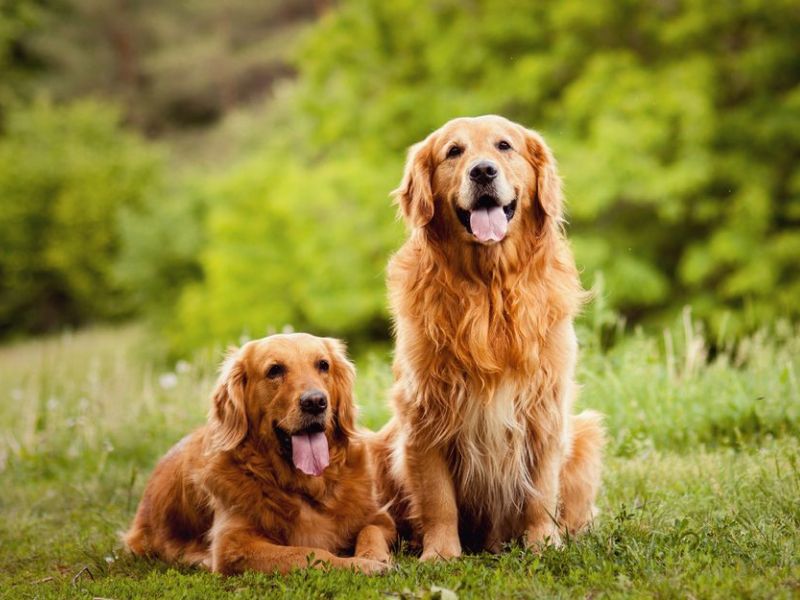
[374,115,605,556]
[125,334,395,574]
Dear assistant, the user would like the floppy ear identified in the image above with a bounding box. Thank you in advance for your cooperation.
[392,136,435,228]
[323,337,358,440]
[207,348,248,453]
[523,128,564,224]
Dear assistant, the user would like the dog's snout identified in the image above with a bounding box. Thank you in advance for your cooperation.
[299,390,328,415]
[469,160,498,184]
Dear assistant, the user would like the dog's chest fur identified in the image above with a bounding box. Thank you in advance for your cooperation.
[449,379,535,525]
[284,462,378,552]
[288,500,353,552]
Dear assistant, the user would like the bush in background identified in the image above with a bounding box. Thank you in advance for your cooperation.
[19,0,319,133]
[0,100,163,335]
[301,0,800,330]
[169,0,799,351]
[0,0,798,351]
[172,145,402,351]
[115,177,208,321]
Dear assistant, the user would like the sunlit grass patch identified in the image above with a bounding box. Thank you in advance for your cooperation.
[1,323,798,598]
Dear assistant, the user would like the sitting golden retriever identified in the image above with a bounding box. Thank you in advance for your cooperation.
[124,333,395,574]
[373,115,605,560]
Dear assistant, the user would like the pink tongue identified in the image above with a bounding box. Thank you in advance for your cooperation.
[291,432,330,476]
[469,206,508,242]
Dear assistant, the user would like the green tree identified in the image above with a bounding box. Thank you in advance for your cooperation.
[24,0,319,132]
[0,0,46,116]
[115,176,208,322]
[298,0,800,330]
[174,0,799,350]
[173,142,401,351]
[0,100,162,334]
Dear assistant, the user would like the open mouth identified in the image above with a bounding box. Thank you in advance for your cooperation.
[273,421,329,477]
[455,196,517,243]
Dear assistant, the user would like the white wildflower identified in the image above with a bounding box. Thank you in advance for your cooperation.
[159,373,178,390]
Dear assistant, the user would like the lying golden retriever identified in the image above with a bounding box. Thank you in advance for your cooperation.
[124,334,395,574]
[373,115,605,560]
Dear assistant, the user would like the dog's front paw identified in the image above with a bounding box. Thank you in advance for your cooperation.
[347,557,391,574]
[523,524,562,553]
[420,537,462,562]
[356,549,393,566]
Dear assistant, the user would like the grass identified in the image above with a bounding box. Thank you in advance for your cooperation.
[1,320,799,599]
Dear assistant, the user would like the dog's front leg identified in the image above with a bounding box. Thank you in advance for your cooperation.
[522,444,563,551]
[354,509,396,564]
[210,511,388,575]
[406,442,461,561]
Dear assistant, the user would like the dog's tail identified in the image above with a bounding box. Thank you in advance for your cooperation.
[559,410,605,536]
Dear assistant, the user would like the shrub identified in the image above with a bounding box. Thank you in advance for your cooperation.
[174,0,800,351]
[0,99,163,335]
[171,148,403,352]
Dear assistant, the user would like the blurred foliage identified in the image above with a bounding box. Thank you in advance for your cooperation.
[17,0,318,133]
[115,176,208,319]
[0,0,46,115]
[170,0,799,351]
[0,100,162,334]
[0,0,798,349]
[173,139,401,351]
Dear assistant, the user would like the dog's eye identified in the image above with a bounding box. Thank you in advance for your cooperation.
[446,145,463,159]
[497,140,512,151]
[266,364,285,379]
[317,359,330,373]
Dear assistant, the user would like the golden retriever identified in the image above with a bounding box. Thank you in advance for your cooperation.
[124,333,395,574]
[373,115,605,560]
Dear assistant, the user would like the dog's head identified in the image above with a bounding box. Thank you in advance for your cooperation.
[206,333,356,477]
[394,115,562,245]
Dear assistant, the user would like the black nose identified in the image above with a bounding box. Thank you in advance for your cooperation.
[469,160,498,184]
[299,390,328,415]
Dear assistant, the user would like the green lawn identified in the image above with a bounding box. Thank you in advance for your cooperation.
[1,323,799,599]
